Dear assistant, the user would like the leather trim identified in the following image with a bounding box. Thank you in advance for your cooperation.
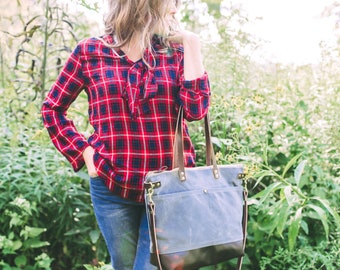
[150,241,244,270]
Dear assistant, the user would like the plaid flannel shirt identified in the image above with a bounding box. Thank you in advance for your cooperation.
[42,35,210,202]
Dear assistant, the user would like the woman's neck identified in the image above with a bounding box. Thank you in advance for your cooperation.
[120,35,144,62]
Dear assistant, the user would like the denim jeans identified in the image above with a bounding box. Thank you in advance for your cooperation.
[90,176,157,270]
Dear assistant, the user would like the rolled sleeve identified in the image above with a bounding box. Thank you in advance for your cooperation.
[179,72,211,121]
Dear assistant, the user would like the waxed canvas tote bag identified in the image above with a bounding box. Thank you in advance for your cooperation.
[144,107,248,270]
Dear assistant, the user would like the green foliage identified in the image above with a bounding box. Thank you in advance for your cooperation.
[83,263,113,270]
[251,156,340,250]
[0,197,53,269]
[0,108,108,268]
[259,241,340,270]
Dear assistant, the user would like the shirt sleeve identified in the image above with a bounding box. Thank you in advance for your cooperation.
[41,43,89,171]
[179,70,211,121]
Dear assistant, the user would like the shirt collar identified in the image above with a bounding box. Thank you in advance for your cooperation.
[101,34,167,65]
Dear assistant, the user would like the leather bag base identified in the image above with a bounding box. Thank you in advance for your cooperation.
[150,240,244,270]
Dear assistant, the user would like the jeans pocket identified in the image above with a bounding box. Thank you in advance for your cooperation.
[89,175,102,181]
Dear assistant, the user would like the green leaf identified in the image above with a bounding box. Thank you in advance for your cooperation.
[311,197,340,228]
[9,214,23,228]
[305,204,329,239]
[64,227,88,236]
[24,239,50,249]
[24,226,47,238]
[294,160,307,187]
[258,214,278,234]
[276,200,290,237]
[14,255,27,267]
[252,182,283,204]
[8,232,15,240]
[283,186,296,207]
[0,261,18,270]
[211,136,233,147]
[101,265,114,270]
[288,207,303,251]
[89,230,100,244]
[35,252,54,269]
[300,219,309,235]
[12,240,23,252]
[252,170,277,189]
[282,152,303,178]
[83,265,96,270]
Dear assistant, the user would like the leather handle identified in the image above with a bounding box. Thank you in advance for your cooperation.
[148,202,163,270]
[172,106,219,181]
[236,190,248,270]
[172,106,185,173]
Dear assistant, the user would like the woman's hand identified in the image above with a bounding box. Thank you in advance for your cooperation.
[83,146,98,178]
[167,29,196,44]
[168,30,205,80]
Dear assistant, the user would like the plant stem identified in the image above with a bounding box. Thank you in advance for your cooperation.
[260,163,308,200]
[41,0,50,102]
[0,44,4,87]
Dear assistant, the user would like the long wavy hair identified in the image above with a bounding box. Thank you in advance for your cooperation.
[102,0,181,61]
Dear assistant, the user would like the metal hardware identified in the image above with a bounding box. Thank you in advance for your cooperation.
[213,169,219,179]
[179,171,186,181]
[146,184,155,204]
[238,173,246,179]
[145,181,161,204]
[152,182,161,188]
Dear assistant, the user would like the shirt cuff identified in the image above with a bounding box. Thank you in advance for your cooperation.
[181,72,210,96]
[69,140,90,172]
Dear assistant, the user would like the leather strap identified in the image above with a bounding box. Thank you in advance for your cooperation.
[204,112,213,166]
[148,202,163,270]
[172,106,185,171]
[173,107,219,180]
[236,190,248,270]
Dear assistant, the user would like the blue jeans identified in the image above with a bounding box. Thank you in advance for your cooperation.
[90,177,157,270]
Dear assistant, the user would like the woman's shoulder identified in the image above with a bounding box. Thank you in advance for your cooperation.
[74,35,114,55]
[152,35,183,55]
[169,42,184,54]
[77,35,113,47]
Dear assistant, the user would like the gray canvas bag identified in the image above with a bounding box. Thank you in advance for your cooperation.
[144,107,248,270]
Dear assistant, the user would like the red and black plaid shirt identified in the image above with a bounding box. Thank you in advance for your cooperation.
[42,35,210,202]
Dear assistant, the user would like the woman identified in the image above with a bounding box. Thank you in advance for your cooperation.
[42,0,210,269]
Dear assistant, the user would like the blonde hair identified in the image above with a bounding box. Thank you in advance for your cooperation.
[102,0,180,62]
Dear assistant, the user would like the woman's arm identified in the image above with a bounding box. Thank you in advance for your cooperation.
[41,42,89,172]
[169,30,205,80]
[182,31,205,80]
[169,30,210,121]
